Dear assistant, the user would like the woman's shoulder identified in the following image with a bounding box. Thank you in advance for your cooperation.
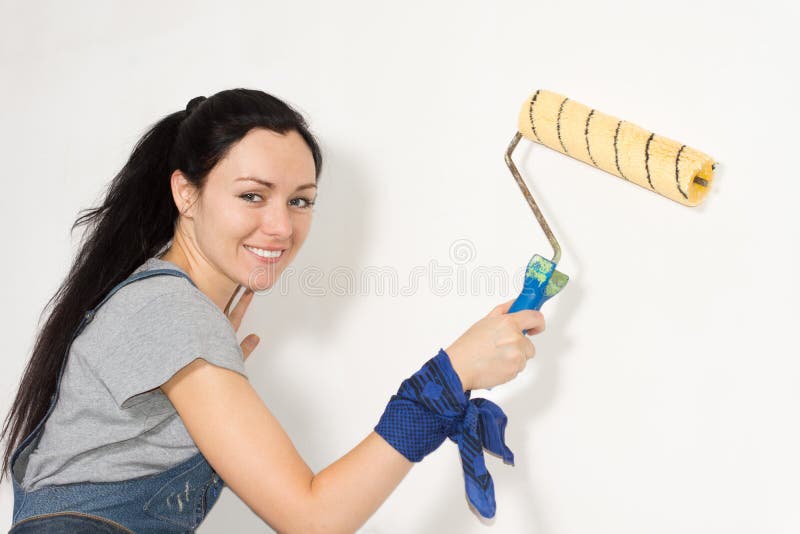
[112,262,189,307]
[77,257,245,409]
[95,257,229,334]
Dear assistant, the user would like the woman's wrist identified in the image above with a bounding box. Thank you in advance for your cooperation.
[442,345,471,392]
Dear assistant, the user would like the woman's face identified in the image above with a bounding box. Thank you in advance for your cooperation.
[183,127,317,291]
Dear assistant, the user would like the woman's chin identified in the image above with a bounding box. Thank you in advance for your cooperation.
[245,266,281,292]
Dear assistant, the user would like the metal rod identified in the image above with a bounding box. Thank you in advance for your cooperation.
[504,131,562,264]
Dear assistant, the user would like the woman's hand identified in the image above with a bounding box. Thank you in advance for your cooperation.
[445,298,546,391]
[226,287,260,361]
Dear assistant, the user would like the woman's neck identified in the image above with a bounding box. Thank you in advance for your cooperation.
[160,245,240,314]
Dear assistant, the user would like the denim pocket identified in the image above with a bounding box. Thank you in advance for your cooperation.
[204,472,224,511]
[142,458,218,530]
[9,511,133,533]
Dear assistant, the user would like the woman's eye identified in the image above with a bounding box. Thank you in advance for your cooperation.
[240,193,263,203]
[290,197,316,209]
[240,193,315,209]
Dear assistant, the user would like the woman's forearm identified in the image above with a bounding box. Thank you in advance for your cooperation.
[308,431,414,534]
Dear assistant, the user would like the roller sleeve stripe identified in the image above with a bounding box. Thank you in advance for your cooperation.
[675,144,688,199]
[529,90,542,142]
[613,120,628,181]
[644,132,656,190]
[557,97,570,154]
[584,109,599,167]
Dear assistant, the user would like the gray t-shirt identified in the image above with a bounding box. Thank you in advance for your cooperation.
[16,257,247,491]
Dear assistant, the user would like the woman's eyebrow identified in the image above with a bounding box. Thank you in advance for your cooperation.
[235,176,317,191]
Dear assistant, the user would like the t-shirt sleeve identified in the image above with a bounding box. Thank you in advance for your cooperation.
[95,288,248,409]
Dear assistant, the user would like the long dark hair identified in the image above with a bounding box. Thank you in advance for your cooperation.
[1,88,323,484]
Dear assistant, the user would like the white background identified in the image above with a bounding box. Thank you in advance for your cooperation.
[1,1,798,532]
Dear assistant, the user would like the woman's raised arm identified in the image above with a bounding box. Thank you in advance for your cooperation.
[161,358,413,534]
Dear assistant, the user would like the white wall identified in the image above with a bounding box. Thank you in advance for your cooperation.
[1,1,797,532]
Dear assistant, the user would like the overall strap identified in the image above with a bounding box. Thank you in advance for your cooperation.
[9,267,198,471]
[83,268,196,323]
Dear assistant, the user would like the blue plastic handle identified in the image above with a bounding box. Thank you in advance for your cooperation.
[485,254,569,392]
[508,254,569,326]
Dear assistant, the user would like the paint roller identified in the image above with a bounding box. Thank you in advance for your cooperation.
[468,89,717,512]
[505,89,717,320]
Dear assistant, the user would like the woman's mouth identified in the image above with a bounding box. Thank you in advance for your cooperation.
[244,244,285,263]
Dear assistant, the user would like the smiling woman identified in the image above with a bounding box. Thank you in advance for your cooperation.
[1,88,329,532]
[159,126,319,303]
[3,87,544,533]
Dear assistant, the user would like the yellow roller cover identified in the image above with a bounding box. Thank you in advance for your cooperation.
[517,89,715,206]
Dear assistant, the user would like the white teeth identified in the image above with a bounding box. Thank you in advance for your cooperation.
[245,245,283,258]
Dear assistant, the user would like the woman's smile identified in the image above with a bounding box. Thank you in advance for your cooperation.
[244,244,286,263]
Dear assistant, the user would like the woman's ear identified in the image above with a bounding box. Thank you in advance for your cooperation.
[170,169,199,218]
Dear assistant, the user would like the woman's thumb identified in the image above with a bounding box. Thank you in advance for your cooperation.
[488,298,516,317]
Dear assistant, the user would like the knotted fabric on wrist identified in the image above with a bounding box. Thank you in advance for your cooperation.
[374,348,515,518]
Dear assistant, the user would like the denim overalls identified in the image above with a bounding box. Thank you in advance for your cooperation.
[9,268,226,533]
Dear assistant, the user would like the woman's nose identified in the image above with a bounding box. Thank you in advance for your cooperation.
[261,201,293,239]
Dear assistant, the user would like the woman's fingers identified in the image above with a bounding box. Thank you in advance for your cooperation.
[240,333,260,361]
[507,309,545,336]
[228,288,255,332]
[228,288,259,360]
